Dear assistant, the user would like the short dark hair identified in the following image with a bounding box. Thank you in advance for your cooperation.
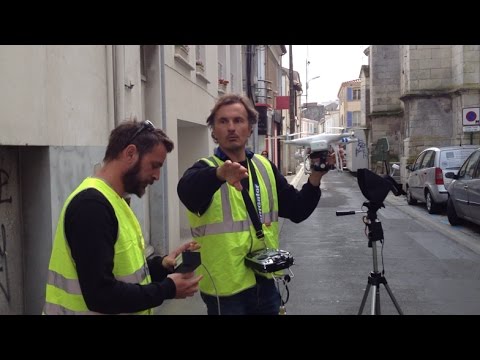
[206,93,258,129]
[103,118,174,162]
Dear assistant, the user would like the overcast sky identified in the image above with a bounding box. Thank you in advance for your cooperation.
[283,45,369,105]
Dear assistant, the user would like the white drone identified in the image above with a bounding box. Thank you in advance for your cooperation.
[284,130,357,171]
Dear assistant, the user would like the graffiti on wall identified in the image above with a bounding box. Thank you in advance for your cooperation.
[0,169,11,302]
[0,170,12,204]
[355,139,367,159]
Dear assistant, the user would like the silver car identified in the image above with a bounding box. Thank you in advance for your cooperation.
[405,145,478,214]
[446,148,480,226]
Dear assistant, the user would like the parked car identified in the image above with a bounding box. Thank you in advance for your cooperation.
[445,148,480,226]
[405,145,478,214]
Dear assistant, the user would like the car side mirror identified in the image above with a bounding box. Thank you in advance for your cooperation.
[406,165,412,171]
[444,172,457,179]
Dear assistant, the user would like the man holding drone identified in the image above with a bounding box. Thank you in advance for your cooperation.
[177,93,338,315]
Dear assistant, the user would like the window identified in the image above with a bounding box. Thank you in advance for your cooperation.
[352,111,361,127]
[174,45,194,70]
[218,61,223,79]
[353,89,361,100]
[347,111,361,127]
[218,45,226,80]
[229,45,236,90]
[195,45,205,68]
[413,152,426,171]
[347,87,360,101]
[420,151,435,169]
[462,151,480,180]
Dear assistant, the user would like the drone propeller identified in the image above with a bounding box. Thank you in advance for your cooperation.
[269,132,309,141]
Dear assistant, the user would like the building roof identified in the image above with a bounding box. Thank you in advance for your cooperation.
[337,78,361,98]
[359,65,369,78]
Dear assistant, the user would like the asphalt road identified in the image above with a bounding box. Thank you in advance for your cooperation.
[282,169,480,315]
[155,167,480,315]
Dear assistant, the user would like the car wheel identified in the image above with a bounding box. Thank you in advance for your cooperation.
[447,197,462,226]
[406,187,417,205]
[425,191,439,214]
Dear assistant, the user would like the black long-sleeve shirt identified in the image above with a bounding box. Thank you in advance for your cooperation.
[64,188,176,314]
[177,149,321,222]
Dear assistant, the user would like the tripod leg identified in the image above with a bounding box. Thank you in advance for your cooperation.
[374,285,381,315]
[371,285,378,315]
[383,283,404,315]
[358,283,371,315]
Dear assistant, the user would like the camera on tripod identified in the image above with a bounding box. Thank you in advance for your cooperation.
[335,167,405,315]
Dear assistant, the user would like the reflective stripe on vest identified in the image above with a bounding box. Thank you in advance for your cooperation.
[46,264,149,295]
[190,156,279,238]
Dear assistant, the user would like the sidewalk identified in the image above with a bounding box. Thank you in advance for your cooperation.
[154,165,305,315]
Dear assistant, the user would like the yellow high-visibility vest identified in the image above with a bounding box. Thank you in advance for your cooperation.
[44,177,152,315]
[187,154,279,296]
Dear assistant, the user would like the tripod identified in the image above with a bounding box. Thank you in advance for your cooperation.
[358,202,403,315]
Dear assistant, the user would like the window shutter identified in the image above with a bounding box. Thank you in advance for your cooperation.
[347,112,353,128]
[347,88,353,101]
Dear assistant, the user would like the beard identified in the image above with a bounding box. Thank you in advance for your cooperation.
[123,159,146,198]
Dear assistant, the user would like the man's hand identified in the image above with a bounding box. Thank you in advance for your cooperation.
[162,241,201,270]
[308,151,337,187]
[216,160,249,191]
[167,272,203,299]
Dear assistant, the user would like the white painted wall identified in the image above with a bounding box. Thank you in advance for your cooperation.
[0,45,246,313]
[0,45,110,146]
[162,45,243,252]
[177,122,211,242]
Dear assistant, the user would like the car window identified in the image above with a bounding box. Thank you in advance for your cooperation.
[470,151,480,179]
[458,155,470,178]
[421,151,435,168]
[440,148,477,170]
[458,151,480,180]
[412,152,426,171]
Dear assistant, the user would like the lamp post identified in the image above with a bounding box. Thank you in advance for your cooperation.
[305,59,309,106]
[289,45,295,135]
[305,55,320,106]
[306,75,321,106]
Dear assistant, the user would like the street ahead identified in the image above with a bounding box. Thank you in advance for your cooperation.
[156,168,480,315]
[281,169,480,315]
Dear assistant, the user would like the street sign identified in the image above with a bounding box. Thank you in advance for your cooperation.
[463,125,480,133]
[462,107,480,126]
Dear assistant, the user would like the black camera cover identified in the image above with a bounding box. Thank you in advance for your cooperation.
[357,168,405,205]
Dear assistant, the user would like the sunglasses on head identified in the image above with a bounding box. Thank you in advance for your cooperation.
[127,120,155,145]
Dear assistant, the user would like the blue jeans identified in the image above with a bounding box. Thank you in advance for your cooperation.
[200,275,281,315]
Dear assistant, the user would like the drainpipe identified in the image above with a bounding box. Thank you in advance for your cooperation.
[113,45,125,125]
[159,45,169,255]
[256,45,266,103]
[106,45,115,130]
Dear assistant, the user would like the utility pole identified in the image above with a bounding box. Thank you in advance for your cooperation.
[289,45,295,135]
[306,58,309,106]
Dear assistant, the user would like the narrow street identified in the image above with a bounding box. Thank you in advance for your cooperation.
[282,169,480,315]
[156,167,480,315]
